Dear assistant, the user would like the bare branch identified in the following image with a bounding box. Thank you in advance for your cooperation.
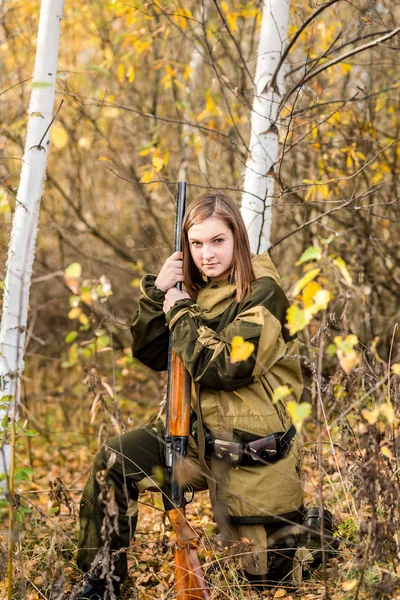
[281,25,400,108]
[268,0,342,93]
[212,0,255,88]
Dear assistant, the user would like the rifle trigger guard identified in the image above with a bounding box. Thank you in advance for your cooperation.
[185,483,194,504]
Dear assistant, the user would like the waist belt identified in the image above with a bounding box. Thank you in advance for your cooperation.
[203,424,296,467]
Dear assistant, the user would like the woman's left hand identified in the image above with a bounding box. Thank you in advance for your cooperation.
[163,288,190,314]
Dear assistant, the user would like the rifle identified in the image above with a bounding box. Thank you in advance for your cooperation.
[164,182,210,600]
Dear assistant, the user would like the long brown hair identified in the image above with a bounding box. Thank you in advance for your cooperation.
[182,191,255,302]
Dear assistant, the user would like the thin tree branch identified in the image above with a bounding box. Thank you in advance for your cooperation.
[60,90,239,146]
[212,0,255,88]
[268,0,342,93]
[281,25,400,108]
[287,29,389,78]
[269,185,387,250]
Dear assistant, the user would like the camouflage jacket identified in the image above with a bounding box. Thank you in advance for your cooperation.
[131,252,304,522]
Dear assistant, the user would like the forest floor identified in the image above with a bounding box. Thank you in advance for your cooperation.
[1,359,399,600]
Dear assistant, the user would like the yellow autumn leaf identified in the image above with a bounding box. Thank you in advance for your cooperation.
[138,147,153,157]
[342,579,358,591]
[391,363,400,376]
[68,307,82,320]
[336,349,358,374]
[272,386,292,404]
[334,334,358,350]
[361,407,380,425]
[230,336,254,364]
[79,312,89,326]
[333,257,352,285]
[80,292,94,306]
[292,268,321,297]
[286,401,312,432]
[152,157,164,172]
[334,334,359,374]
[140,168,154,184]
[51,123,68,149]
[117,63,125,83]
[302,281,321,308]
[379,403,395,425]
[127,65,135,83]
[97,156,113,162]
[312,289,331,311]
[64,262,82,294]
[381,445,393,459]
[340,63,353,75]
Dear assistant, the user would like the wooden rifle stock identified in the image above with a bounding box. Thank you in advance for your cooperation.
[165,182,210,600]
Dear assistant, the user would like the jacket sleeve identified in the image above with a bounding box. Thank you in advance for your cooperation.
[165,279,293,391]
[130,275,169,371]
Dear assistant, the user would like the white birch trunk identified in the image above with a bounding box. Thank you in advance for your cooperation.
[241,0,290,253]
[0,0,65,475]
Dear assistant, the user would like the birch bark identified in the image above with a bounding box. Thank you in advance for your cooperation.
[241,0,290,253]
[0,0,65,475]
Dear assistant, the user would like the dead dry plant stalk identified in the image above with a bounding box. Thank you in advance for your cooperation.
[7,397,17,600]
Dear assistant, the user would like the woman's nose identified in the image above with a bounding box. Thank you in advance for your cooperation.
[202,244,214,259]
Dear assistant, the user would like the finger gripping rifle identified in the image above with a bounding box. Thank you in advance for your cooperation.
[164,182,210,600]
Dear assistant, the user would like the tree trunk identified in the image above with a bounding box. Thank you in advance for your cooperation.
[241,0,290,253]
[0,0,65,476]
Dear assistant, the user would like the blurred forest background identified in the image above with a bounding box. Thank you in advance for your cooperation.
[0,0,399,598]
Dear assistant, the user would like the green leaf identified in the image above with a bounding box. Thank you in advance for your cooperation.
[68,296,81,308]
[97,335,111,349]
[24,430,39,438]
[286,401,312,432]
[85,65,110,74]
[319,234,335,246]
[295,246,322,266]
[65,262,82,279]
[327,344,337,357]
[272,386,292,404]
[48,506,61,515]
[286,305,307,336]
[14,467,34,482]
[65,331,78,343]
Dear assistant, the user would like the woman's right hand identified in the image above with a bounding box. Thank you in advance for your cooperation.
[155,251,184,292]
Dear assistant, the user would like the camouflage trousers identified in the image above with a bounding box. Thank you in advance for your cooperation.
[77,426,307,586]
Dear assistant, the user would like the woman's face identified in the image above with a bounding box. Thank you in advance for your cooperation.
[187,217,234,281]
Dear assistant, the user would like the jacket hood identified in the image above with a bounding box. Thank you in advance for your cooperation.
[251,251,280,284]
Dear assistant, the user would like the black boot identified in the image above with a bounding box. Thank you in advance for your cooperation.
[69,579,120,600]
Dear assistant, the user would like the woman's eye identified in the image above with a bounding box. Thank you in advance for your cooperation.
[214,238,224,243]
[191,241,201,247]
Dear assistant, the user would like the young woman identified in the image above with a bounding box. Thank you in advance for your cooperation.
[74,191,304,599]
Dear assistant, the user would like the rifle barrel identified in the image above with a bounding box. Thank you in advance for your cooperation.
[165,181,187,460]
